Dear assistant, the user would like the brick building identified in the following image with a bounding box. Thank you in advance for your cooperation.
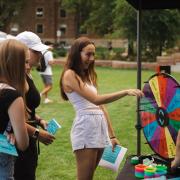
[7,0,77,45]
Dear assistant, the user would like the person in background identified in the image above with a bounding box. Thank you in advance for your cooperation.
[171,130,180,170]
[39,41,54,104]
[0,39,29,179]
[60,37,144,180]
[15,31,55,180]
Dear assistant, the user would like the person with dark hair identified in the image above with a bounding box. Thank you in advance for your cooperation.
[15,31,55,180]
[60,37,144,180]
[171,130,180,169]
[0,39,29,179]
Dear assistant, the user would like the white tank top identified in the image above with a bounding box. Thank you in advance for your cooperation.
[65,84,100,112]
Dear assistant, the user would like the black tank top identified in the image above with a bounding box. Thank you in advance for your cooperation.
[0,88,21,133]
[26,75,40,120]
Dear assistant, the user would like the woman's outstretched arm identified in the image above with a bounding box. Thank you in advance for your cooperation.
[62,69,144,105]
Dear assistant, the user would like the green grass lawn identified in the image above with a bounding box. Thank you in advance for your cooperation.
[32,66,180,180]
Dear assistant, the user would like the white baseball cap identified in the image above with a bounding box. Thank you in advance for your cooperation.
[16,31,49,52]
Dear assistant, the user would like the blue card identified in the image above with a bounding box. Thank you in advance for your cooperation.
[101,145,121,164]
[0,134,18,156]
[47,119,61,135]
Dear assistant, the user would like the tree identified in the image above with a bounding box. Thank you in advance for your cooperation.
[113,0,180,60]
[83,0,116,36]
[0,0,26,31]
[62,0,116,36]
[62,0,92,36]
[142,10,180,59]
[113,0,136,56]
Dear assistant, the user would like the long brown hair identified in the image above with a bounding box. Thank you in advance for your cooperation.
[0,39,27,100]
[60,37,97,100]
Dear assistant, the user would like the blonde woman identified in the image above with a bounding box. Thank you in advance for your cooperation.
[0,39,29,179]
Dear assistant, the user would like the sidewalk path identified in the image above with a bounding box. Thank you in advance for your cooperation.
[55,57,180,72]
[54,57,157,70]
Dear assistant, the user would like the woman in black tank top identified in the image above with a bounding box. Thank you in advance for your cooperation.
[15,31,55,180]
[14,74,41,180]
[26,74,41,121]
[14,73,55,180]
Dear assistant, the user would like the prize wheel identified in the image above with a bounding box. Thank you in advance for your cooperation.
[140,73,180,160]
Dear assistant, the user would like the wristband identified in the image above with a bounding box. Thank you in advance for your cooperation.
[110,136,116,139]
[32,128,39,139]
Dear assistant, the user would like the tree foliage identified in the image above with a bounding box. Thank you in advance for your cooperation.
[83,0,116,35]
[113,0,180,59]
[0,0,26,31]
[142,10,180,58]
[62,0,93,36]
[113,0,137,40]
[62,0,116,36]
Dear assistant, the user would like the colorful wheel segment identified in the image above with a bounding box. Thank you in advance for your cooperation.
[140,73,180,160]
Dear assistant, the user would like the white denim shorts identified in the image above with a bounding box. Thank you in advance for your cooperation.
[71,110,110,151]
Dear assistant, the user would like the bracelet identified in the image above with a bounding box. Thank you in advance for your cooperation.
[110,136,116,139]
[32,128,40,139]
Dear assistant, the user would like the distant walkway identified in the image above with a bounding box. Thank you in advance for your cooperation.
[54,57,157,70]
[55,58,157,70]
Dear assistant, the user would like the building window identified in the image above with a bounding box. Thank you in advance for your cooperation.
[36,7,43,17]
[59,24,67,35]
[60,9,66,18]
[36,24,43,34]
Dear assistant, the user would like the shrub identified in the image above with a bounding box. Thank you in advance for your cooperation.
[53,48,67,57]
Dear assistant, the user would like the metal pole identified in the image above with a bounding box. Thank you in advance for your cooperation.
[136,2,142,156]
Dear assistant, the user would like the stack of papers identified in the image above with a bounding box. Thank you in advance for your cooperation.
[99,145,127,172]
